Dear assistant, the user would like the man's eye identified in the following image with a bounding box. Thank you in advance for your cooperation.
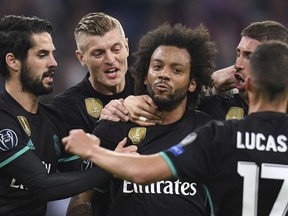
[93,52,102,57]
[174,68,182,74]
[154,65,162,70]
[112,47,121,52]
[39,53,46,58]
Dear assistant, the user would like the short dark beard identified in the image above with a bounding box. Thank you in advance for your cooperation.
[20,61,54,96]
[146,83,187,112]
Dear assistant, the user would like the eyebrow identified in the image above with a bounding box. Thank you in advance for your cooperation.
[152,58,188,66]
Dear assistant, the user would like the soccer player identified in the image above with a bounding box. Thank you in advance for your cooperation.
[51,12,139,216]
[117,20,288,123]
[51,12,134,132]
[0,15,134,215]
[63,40,288,216]
[89,23,216,216]
[198,20,288,120]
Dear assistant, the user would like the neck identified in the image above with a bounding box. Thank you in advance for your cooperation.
[160,100,187,125]
[248,96,287,114]
[89,75,125,95]
[5,81,39,114]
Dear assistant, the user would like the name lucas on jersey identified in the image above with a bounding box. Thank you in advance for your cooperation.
[237,131,287,152]
[123,179,197,196]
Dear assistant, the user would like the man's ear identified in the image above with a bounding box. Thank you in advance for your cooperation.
[6,53,20,71]
[144,76,148,85]
[188,79,197,92]
[75,50,86,67]
[125,38,129,58]
[245,76,252,91]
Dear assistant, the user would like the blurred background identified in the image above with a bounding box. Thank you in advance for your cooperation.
[1,0,288,101]
[0,0,287,214]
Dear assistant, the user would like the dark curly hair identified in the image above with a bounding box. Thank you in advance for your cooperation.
[130,23,217,109]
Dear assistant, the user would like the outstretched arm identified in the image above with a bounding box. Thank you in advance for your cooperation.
[62,129,172,185]
[4,151,111,202]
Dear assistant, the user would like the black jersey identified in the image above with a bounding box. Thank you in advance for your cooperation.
[51,71,134,132]
[93,109,213,216]
[198,93,248,120]
[162,112,288,216]
[0,90,110,216]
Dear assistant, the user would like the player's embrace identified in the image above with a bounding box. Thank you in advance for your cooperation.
[63,40,288,216]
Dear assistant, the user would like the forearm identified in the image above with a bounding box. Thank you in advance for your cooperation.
[86,145,171,184]
[33,167,111,201]
[63,130,172,184]
[67,189,110,216]
[67,191,94,216]
[5,152,111,201]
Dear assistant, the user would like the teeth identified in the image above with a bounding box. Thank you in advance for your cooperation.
[107,69,116,73]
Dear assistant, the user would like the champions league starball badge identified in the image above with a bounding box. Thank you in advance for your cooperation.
[0,129,18,151]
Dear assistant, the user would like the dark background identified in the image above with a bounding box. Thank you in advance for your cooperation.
[0,0,288,101]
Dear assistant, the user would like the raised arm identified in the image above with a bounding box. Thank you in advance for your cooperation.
[211,65,236,93]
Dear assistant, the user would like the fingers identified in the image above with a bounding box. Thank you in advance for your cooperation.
[122,146,139,155]
[62,129,83,144]
[114,137,138,154]
[100,99,129,122]
[212,65,237,92]
[114,137,127,152]
[124,95,163,126]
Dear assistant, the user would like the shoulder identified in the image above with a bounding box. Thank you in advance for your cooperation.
[39,103,64,121]
[94,120,132,133]
[53,82,86,100]
[185,109,214,124]
[199,94,236,106]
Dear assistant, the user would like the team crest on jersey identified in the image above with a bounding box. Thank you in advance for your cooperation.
[85,98,103,118]
[17,116,31,136]
[0,129,18,151]
[128,127,146,144]
[225,107,244,120]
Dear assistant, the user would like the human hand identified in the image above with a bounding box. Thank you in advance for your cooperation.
[212,65,236,92]
[114,137,138,155]
[62,129,100,159]
[100,98,129,122]
[124,95,163,126]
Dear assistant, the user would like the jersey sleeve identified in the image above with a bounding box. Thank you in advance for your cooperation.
[161,120,230,183]
[93,120,128,150]
[3,149,111,201]
[0,111,31,167]
[51,98,82,129]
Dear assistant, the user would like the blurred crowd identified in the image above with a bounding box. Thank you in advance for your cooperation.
[0,0,287,100]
